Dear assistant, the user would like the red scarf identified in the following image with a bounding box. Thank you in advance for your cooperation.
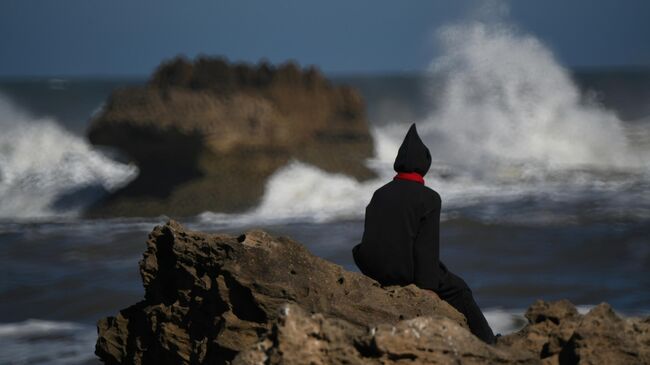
[393,172,424,184]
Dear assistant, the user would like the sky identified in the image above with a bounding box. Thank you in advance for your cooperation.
[0,0,649,77]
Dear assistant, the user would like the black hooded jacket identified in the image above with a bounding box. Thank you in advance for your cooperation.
[352,124,442,290]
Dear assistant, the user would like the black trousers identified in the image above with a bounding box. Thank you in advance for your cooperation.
[435,263,495,344]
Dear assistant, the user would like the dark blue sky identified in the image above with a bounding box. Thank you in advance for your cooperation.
[1,0,649,76]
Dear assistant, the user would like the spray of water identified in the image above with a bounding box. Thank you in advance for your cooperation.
[1,15,644,222]
[416,21,636,171]
[200,17,645,225]
[0,95,138,219]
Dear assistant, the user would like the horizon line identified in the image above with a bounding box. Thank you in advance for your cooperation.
[1,64,649,81]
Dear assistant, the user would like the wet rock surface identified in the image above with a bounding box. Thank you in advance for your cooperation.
[87,57,375,217]
[96,221,650,364]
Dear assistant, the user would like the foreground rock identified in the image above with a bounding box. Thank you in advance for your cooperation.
[96,221,650,364]
[234,304,535,365]
[236,301,650,365]
[96,221,464,364]
[87,57,375,217]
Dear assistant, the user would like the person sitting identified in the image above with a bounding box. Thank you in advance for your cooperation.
[352,123,496,344]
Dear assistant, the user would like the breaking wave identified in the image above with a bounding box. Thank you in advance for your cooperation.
[417,21,638,170]
[0,95,138,219]
[201,18,648,226]
[2,18,648,223]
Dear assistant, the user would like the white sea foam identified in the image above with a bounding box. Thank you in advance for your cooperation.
[251,161,380,222]
[419,21,639,170]
[483,308,527,335]
[0,319,96,365]
[199,160,389,226]
[0,94,138,219]
[3,16,648,224]
[0,318,82,336]
[201,17,648,226]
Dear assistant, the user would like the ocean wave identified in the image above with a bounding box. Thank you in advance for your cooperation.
[201,15,650,226]
[0,319,96,365]
[2,16,649,224]
[0,94,138,219]
[198,157,650,227]
[419,21,641,170]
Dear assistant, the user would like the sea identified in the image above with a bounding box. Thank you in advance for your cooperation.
[1,23,649,364]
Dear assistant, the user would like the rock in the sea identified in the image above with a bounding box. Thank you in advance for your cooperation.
[87,57,375,217]
[96,221,464,364]
[96,221,650,365]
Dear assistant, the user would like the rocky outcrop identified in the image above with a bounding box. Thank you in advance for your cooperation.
[96,221,650,364]
[87,57,375,217]
[96,221,464,364]
[235,301,650,365]
[234,303,536,365]
[497,300,650,364]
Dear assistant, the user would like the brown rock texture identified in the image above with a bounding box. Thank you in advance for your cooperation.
[497,300,650,365]
[234,304,535,365]
[87,57,375,217]
[95,221,650,365]
[96,221,465,365]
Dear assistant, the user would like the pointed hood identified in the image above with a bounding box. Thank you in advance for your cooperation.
[393,123,431,176]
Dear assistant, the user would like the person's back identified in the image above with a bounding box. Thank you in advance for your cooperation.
[354,178,441,289]
[352,123,496,344]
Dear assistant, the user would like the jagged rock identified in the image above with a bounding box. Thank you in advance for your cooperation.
[497,300,650,364]
[236,301,650,365]
[565,304,650,364]
[234,304,536,365]
[96,221,465,364]
[87,57,375,217]
[95,221,650,364]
